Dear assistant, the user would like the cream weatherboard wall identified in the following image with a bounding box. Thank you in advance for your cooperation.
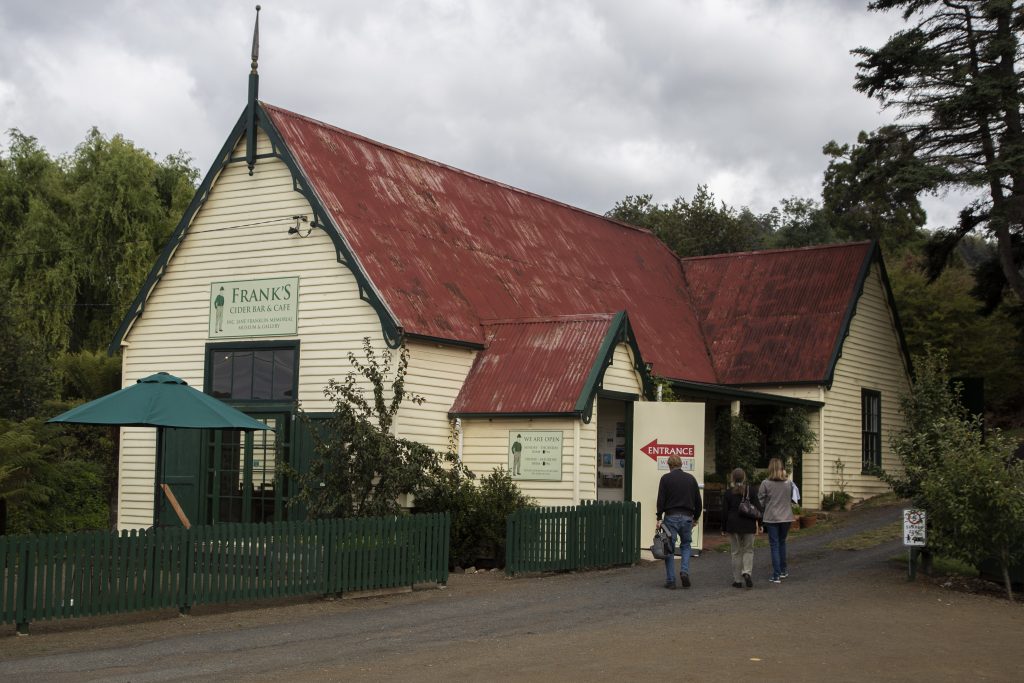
[818,262,909,502]
[116,131,390,529]
[740,261,910,509]
[456,342,642,507]
[397,341,476,453]
[459,416,597,508]
[601,343,643,396]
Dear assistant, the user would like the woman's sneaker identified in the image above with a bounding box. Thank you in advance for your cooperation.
[779,572,789,579]
[769,576,782,584]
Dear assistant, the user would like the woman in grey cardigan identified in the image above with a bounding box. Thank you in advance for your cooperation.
[758,458,795,584]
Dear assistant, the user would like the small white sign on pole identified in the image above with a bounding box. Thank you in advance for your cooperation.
[903,508,927,546]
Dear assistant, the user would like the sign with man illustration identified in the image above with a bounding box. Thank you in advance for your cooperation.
[508,431,563,481]
[209,276,299,338]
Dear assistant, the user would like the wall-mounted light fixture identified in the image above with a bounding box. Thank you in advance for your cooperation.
[288,215,312,237]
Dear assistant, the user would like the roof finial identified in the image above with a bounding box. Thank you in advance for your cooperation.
[251,5,261,74]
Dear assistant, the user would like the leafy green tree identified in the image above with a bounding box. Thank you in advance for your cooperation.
[854,0,1024,304]
[766,407,818,472]
[0,416,109,535]
[878,348,1024,599]
[887,247,1024,419]
[607,186,770,257]
[288,338,455,518]
[917,416,1024,600]
[0,127,197,361]
[64,129,197,350]
[821,126,934,247]
[714,412,763,478]
[763,197,839,249]
[0,306,58,422]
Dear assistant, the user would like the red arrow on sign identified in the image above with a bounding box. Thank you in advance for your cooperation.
[640,439,695,461]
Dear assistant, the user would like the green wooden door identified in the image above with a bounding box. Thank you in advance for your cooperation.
[204,414,292,524]
[160,427,204,528]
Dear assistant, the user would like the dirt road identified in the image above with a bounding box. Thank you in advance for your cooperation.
[1,504,1021,682]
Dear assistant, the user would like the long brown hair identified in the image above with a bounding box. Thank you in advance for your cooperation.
[730,467,747,495]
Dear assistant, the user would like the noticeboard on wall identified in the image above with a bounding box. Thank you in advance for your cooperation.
[508,430,563,481]
[209,276,299,339]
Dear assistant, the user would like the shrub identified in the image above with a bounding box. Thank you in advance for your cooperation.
[416,466,533,568]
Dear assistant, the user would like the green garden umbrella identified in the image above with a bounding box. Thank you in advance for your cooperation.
[49,372,271,527]
[48,372,272,430]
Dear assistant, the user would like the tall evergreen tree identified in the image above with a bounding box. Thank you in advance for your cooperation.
[821,126,934,248]
[854,0,1024,303]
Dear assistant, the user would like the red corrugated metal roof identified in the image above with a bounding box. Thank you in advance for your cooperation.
[451,314,616,415]
[680,242,874,385]
[261,103,717,384]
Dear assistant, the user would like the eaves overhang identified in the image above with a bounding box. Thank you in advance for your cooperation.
[665,379,824,409]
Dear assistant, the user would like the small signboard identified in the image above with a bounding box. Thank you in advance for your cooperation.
[509,431,563,481]
[209,276,299,339]
[903,508,926,546]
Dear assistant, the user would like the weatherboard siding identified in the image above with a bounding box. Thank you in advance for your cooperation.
[820,262,909,503]
[601,343,643,396]
[116,131,389,529]
[459,416,595,507]
[397,341,477,452]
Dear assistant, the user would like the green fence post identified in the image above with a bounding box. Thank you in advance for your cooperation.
[15,540,31,635]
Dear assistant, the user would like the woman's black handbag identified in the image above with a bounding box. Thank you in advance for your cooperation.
[739,486,762,520]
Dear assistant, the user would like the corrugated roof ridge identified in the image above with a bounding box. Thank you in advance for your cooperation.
[679,240,873,263]
[261,101,655,238]
[677,252,721,384]
[480,313,617,327]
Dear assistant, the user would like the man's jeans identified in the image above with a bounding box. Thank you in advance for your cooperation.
[661,514,693,583]
[764,521,790,579]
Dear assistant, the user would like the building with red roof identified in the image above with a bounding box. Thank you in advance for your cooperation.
[110,67,910,533]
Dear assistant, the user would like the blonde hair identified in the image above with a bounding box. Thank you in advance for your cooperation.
[767,458,787,481]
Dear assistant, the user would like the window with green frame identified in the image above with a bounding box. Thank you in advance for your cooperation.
[204,343,298,524]
[861,389,881,472]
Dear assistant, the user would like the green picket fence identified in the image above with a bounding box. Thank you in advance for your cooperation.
[0,512,448,633]
[505,501,640,575]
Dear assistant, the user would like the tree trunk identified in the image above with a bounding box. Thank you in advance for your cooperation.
[1001,548,1015,602]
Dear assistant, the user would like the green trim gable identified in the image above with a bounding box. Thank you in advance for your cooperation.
[822,241,913,389]
[108,109,251,355]
[573,311,655,423]
[255,104,402,347]
[109,102,403,354]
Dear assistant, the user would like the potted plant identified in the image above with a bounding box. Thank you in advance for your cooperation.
[800,508,818,528]
[790,505,803,531]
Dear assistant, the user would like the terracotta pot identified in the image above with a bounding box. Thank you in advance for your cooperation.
[790,517,801,531]
[800,515,818,529]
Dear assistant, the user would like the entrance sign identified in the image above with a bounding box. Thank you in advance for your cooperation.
[642,439,696,471]
[903,508,926,546]
[210,277,299,338]
[632,402,705,556]
[509,431,563,481]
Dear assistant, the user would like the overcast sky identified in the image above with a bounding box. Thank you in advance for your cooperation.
[0,0,962,229]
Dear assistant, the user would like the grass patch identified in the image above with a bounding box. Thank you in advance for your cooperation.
[828,521,901,550]
[712,517,839,551]
[852,492,905,510]
[891,553,976,577]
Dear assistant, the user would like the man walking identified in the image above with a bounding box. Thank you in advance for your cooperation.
[655,454,702,589]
